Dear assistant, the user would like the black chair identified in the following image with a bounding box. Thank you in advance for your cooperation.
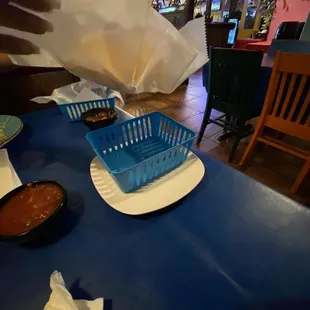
[274,21,305,40]
[197,47,264,162]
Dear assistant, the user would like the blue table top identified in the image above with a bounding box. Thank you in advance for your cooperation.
[2,108,310,310]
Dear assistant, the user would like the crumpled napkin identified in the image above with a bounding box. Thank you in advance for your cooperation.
[31,79,125,108]
[0,149,21,198]
[44,271,104,310]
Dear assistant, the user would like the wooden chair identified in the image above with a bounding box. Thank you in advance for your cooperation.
[240,52,310,194]
[198,47,264,162]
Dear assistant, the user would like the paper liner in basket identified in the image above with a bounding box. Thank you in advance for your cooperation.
[2,0,208,94]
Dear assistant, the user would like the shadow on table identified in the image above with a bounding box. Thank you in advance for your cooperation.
[21,190,84,248]
[132,178,207,220]
[132,196,188,220]
[14,144,92,173]
[7,123,94,177]
[10,123,33,150]
[247,299,310,310]
[9,124,92,172]
[70,279,94,300]
[129,160,208,220]
[69,280,112,310]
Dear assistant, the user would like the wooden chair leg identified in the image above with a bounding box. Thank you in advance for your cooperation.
[290,160,310,194]
[239,136,259,167]
[224,115,231,133]
[239,120,266,167]
[197,103,212,144]
[229,134,241,163]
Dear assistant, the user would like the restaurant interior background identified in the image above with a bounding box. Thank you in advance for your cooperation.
[0,0,310,205]
[139,0,310,205]
[1,1,310,308]
[152,0,310,42]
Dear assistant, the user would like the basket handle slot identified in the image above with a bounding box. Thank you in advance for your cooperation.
[147,116,152,137]
[127,123,134,144]
[143,118,149,139]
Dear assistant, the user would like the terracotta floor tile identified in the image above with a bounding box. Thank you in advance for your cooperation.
[189,80,203,88]
[188,73,204,87]
[211,135,251,164]
[124,93,157,104]
[142,99,174,110]
[186,85,208,98]
[241,164,308,205]
[242,150,309,204]
[206,141,295,192]
[298,174,310,204]
[182,96,207,112]
[180,113,203,132]
[206,143,232,163]
[250,147,304,182]
[181,113,223,138]
[193,135,206,145]
[243,164,293,195]
[195,138,219,153]
[123,104,153,117]
[163,86,197,103]
[161,105,200,122]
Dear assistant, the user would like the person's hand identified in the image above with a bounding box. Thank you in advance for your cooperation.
[0,0,60,55]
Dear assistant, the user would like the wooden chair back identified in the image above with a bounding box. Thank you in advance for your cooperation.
[261,52,310,141]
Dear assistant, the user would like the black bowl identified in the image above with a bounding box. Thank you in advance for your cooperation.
[0,180,67,243]
[81,108,117,130]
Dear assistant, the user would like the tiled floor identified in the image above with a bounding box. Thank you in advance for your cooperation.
[123,71,310,206]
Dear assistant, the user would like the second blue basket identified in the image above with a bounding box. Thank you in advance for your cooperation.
[58,98,115,122]
[86,112,196,193]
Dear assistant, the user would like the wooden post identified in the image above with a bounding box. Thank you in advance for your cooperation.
[205,0,213,23]
[230,0,237,14]
[186,0,195,22]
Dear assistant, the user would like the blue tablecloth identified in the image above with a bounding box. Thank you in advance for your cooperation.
[2,108,310,310]
[203,62,272,110]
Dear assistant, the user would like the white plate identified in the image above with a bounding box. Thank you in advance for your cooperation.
[0,115,23,149]
[90,151,205,215]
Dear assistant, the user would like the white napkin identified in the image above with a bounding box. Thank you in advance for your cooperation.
[0,149,21,198]
[44,271,104,310]
[73,88,103,103]
[31,80,125,108]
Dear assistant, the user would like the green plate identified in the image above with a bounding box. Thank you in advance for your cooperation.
[0,115,23,148]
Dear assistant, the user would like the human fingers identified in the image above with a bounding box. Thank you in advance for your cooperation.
[0,3,53,34]
[0,34,39,54]
[9,0,61,12]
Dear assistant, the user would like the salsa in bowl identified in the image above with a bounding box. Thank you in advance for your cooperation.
[0,180,66,243]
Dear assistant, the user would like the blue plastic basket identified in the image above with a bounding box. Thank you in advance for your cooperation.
[86,112,196,193]
[58,98,115,122]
